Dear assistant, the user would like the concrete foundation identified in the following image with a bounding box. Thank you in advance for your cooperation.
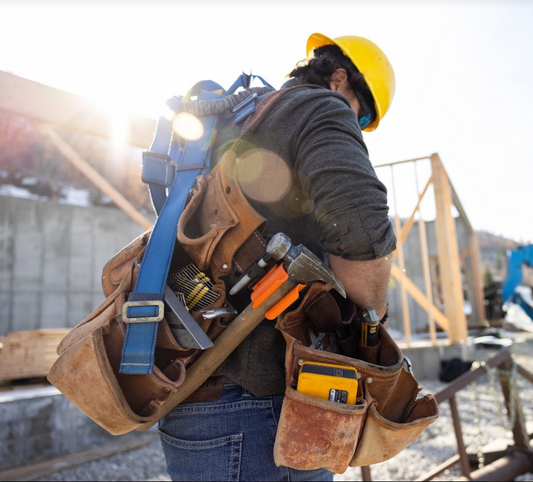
[0,195,152,336]
[399,333,533,380]
[0,386,131,471]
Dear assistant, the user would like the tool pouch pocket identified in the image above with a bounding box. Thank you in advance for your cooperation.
[273,283,439,473]
[48,252,218,436]
[275,386,367,474]
[48,316,186,435]
[177,150,266,274]
[350,368,439,467]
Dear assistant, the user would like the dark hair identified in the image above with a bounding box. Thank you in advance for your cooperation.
[289,44,376,122]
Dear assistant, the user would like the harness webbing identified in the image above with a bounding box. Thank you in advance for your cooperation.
[119,74,273,375]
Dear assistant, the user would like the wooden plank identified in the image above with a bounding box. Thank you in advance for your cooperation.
[390,263,449,332]
[398,176,433,246]
[36,123,153,231]
[431,154,466,343]
[374,155,432,169]
[0,70,156,148]
[394,213,412,346]
[0,329,69,383]
[0,434,155,481]
[450,180,474,234]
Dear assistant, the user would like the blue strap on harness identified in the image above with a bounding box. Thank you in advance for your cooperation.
[120,88,220,375]
[120,74,271,375]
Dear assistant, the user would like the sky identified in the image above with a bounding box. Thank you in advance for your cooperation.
[1,0,532,243]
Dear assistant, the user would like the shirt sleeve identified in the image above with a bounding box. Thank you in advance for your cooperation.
[291,91,397,261]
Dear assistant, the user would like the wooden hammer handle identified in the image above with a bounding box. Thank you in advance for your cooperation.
[136,279,296,431]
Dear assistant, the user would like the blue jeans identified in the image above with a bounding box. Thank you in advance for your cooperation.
[158,384,334,482]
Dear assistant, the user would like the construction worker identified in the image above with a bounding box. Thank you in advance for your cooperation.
[158,32,397,481]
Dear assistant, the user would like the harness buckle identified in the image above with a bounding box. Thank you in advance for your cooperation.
[122,300,165,323]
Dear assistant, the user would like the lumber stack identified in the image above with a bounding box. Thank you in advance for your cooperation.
[0,329,70,384]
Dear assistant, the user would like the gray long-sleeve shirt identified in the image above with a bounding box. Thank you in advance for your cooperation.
[210,80,396,396]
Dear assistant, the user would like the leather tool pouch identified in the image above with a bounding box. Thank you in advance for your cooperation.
[273,283,439,474]
[47,90,297,435]
[177,149,267,278]
[47,151,264,436]
[48,238,197,435]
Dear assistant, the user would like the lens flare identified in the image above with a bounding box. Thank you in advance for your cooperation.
[236,149,292,203]
[173,112,204,141]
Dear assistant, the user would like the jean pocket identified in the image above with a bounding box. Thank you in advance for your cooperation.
[159,430,243,482]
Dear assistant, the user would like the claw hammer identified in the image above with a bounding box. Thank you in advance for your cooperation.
[136,233,345,431]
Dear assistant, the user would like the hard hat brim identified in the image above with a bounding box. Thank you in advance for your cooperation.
[306,32,336,57]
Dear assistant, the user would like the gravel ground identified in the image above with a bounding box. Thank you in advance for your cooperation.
[36,351,533,482]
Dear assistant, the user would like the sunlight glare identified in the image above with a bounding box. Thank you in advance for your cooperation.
[173,112,204,141]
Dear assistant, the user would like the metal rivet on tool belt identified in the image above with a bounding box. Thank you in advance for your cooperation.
[367,377,374,384]
[222,263,229,270]
[357,372,362,379]
[162,387,171,393]
[298,359,305,366]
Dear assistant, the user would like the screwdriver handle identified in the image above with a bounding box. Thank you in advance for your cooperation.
[361,307,380,347]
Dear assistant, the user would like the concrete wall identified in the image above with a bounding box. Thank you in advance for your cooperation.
[0,194,480,339]
[0,387,119,471]
[0,195,150,336]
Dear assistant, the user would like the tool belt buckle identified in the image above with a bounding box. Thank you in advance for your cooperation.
[122,300,165,323]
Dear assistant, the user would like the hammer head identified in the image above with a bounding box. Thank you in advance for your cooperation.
[266,233,346,298]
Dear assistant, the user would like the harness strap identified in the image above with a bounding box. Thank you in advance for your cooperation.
[119,89,221,375]
[120,74,278,375]
[142,75,273,215]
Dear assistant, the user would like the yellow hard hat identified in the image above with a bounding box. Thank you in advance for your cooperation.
[307,33,395,131]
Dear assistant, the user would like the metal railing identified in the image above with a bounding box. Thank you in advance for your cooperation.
[361,349,533,481]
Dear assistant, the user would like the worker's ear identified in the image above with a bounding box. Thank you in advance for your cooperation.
[329,68,348,92]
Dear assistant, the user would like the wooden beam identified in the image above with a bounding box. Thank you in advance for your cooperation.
[374,155,431,169]
[36,123,153,230]
[390,263,449,332]
[398,176,433,246]
[0,70,156,148]
[0,329,70,384]
[431,154,467,343]
[450,180,474,234]
[393,214,412,346]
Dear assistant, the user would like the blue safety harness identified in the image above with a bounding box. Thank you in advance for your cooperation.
[119,74,272,375]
